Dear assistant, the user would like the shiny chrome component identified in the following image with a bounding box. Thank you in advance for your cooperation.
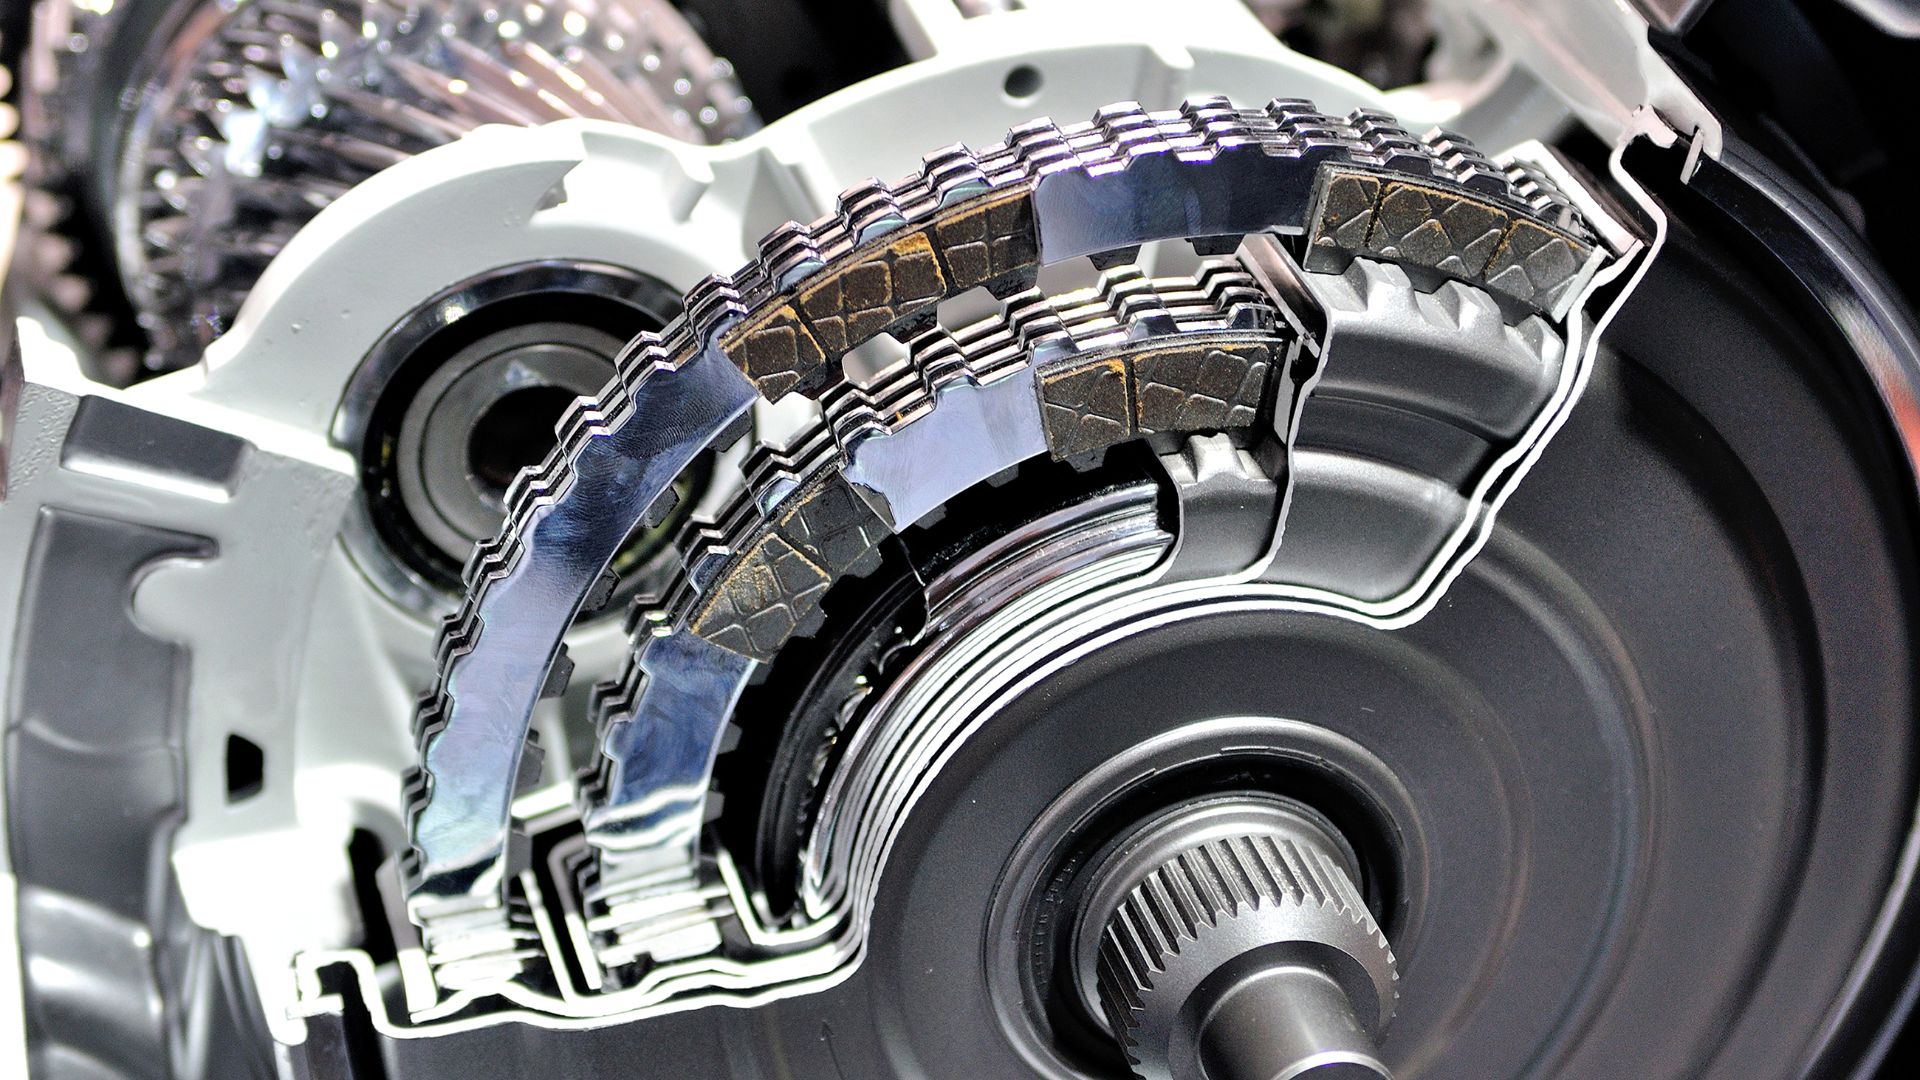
[13,116,769,1042]
[395,324,618,559]
[32,0,1913,1074]
[581,266,1287,965]
[36,0,756,369]
[433,468,1174,1022]
[333,259,685,611]
[578,630,753,972]
[834,264,1277,531]
[9,8,1417,1037]
[838,363,1048,530]
[1076,797,1397,1080]
[402,98,1610,987]
[407,339,758,929]
[1243,237,1579,619]
[393,86,1632,1035]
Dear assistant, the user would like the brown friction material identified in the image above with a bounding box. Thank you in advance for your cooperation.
[720,304,825,401]
[1037,355,1132,458]
[930,187,1040,290]
[797,230,947,354]
[1036,334,1275,459]
[1483,218,1590,311]
[689,474,888,661]
[1303,171,1382,272]
[1304,165,1593,315]
[1132,342,1272,435]
[720,188,1040,403]
[689,531,830,661]
[1364,178,1512,279]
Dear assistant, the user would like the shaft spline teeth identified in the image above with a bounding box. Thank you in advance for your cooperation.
[401,94,1613,998]
[1096,832,1396,1064]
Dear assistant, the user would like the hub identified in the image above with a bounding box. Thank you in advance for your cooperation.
[1069,796,1396,1080]
[397,322,616,560]
[334,260,698,609]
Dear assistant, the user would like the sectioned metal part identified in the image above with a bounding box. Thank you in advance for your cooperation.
[11,3,1920,1079]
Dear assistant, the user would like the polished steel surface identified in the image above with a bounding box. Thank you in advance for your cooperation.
[35,0,756,370]
[400,99,1610,1009]
[1075,797,1396,1080]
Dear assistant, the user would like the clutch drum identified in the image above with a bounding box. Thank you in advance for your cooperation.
[371,209,1920,1079]
[365,132,1920,1080]
[682,225,1920,1077]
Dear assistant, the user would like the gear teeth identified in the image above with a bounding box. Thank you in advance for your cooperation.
[403,325,710,947]
[1429,129,1511,197]
[399,94,1614,1007]
[837,178,912,243]
[760,221,828,288]
[1350,108,1432,174]
[574,663,640,816]
[515,735,546,793]
[1504,158,1584,234]
[30,0,759,370]
[1097,832,1395,1049]
[581,570,622,617]
[577,263,1296,955]
[1189,235,1243,257]
[1307,257,1566,442]
[641,488,681,530]
[1426,277,1475,329]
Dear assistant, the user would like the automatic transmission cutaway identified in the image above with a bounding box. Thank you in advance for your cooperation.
[3,2,1920,1078]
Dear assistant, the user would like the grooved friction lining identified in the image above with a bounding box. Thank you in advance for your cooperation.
[720,305,824,402]
[1483,218,1588,310]
[721,190,1041,402]
[1036,337,1275,458]
[1036,356,1131,458]
[931,188,1039,290]
[1133,342,1272,435]
[1304,166,1592,313]
[797,231,946,354]
[689,474,887,660]
[407,95,1613,942]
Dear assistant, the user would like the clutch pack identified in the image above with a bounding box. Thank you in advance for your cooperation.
[3,2,1919,1078]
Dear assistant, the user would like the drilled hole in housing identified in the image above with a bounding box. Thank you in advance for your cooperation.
[225,734,264,803]
[1003,64,1043,101]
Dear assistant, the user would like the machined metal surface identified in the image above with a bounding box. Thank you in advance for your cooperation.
[350,261,687,603]
[401,95,1609,981]
[10,3,1920,1078]
[25,0,757,371]
[0,335,354,1078]
[1077,798,1396,1080]
[377,81,1635,1042]
[364,246,1920,1073]
[7,6,1428,1042]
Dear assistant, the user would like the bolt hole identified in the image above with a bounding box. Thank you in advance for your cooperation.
[225,734,264,803]
[466,385,583,501]
[1003,64,1043,102]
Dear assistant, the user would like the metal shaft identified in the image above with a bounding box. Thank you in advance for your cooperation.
[1196,964,1391,1080]
[1077,796,1399,1080]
